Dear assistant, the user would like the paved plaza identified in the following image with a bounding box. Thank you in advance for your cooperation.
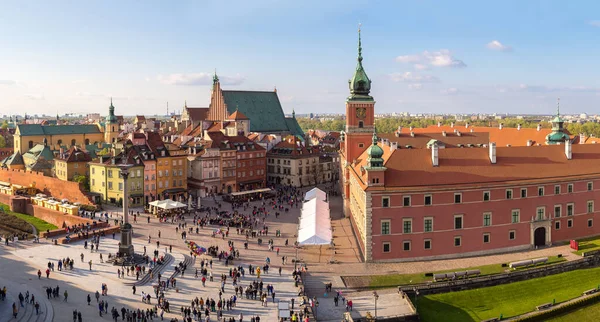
[0,184,583,321]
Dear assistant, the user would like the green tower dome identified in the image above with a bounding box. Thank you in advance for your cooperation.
[546,98,570,145]
[107,98,117,123]
[348,26,373,101]
[365,132,385,169]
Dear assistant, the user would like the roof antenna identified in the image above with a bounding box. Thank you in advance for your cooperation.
[557,97,560,117]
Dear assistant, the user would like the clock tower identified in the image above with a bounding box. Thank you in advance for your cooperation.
[344,25,375,164]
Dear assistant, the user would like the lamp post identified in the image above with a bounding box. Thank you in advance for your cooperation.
[373,291,379,318]
[315,299,319,320]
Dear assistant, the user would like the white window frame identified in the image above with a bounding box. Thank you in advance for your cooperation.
[382,242,391,253]
[538,186,545,196]
[567,203,574,216]
[555,221,561,230]
[589,219,594,228]
[505,189,513,200]
[454,214,463,230]
[424,239,432,250]
[424,194,432,206]
[483,191,490,201]
[403,195,411,207]
[536,206,545,220]
[588,182,594,191]
[554,185,561,195]
[454,193,462,204]
[381,196,390,208]
[554,205,562,218]
[402,241,411,251]
[454,236,462,247]
[381,220,391,235]
[567,183,574,193]
[588,200,594,213]
[483,233,491,244]
[483,212,492,227]
[511,209,520,223]
[567,219,573,228]
[509,230,516,240]
[402,218,413,234]
[521,188,527,198]
[423,217,434,233]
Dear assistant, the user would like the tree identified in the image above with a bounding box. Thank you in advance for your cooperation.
[0,136,5,148]
[1,120,8,130]
[73,174,90,191]
[97,148,110,156]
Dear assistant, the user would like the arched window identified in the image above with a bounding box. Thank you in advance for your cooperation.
[28,141,33,149]
[112,126,115,132]
[85,138,90,145]
[358,121,364,128]
[71,139,76,146]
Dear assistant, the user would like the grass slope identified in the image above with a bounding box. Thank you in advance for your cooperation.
[547,299,600,321]
[0,203,57,234]
[572,235,600,255]
[368,256,565,288]
[417,266,600,322]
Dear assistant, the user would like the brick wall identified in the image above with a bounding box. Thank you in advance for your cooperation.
[0,168,93,205]
[27,204,92,228]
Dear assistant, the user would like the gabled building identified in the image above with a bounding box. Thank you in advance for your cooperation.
[89,148,144,206]
[206,73,304,137]
[54,146,92,181]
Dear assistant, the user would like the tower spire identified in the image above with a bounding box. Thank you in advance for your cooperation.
[358,23,363,63]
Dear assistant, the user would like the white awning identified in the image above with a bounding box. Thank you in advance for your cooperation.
[148,199,187,210]
[304,187,327,202]
[297,197,332,245]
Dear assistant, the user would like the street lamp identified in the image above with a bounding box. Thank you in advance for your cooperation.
[315,299,319,320]
[373,291,379,318]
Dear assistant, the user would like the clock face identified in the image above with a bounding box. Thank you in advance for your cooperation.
[356,107,366,119]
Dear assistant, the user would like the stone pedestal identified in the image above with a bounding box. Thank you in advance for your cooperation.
[119,223,134,256]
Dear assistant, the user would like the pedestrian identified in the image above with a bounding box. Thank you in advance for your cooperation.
[89,260,93,270]
[37,269,41,279]
[63,290,68,302]
[87,294,91,305]
[12,302,18,318]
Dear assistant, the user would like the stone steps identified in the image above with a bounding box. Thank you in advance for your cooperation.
[0,285,53,322]
[127,252,174,287]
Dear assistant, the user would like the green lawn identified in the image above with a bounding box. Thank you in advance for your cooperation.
[0,203,57,234]
[572,235,600,255]
[368,256,566,288]
[417,266,600,322]
[547,299,600,321]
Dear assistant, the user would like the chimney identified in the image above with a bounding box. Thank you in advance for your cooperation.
[397,126,403,132]
[59,147,65,158]
[470,128,474,133]
[489,142,496,164]
[527,140,533,146]
[437,122,441,127]
[565,139,572,160]
[465,122,469,128]
[499,123,504,130]
[410,131,415,137]
[456,131,461,137]
[451,122,455,128]
[391,142,398,152]
[442,131,447,137]
[409,126,414,131]
[580,133,586,143]
[537,124,542,131]
[431,143,439,167]
[517,124,522,131]
[395,132,400,137]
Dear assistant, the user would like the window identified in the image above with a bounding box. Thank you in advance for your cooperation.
[382,197,390,208]
[403,219,412,234]
[568,184,574,193]
[483,233,490,243]
[454,215,463,229]
[588,182,594,191]
[589,219,594,228]
[555,221,561,230]
[108,182,113,190]
[554,185,561,195]
[538,186,544,196]
[92,168,95,174]
[554,205,561,218]
[424,195,432,206]
[483,213,492,227]
[536,207,545,220]
[568,219,573,228]
[92,179,95,186]
[454,236,462,247]
[588,201,594,213]
[454,193,462,204]
[567,203,574,216]
[382,243,390,253]
[424,218,433,232]
[358,121,364,128]
[521,188,527,198]
[505,189,513,200]
[403,241,411,251]
[108,170,113,178]
[403,196,411,207]
[509,230,516,240]
[358,143,364,148]
[511,209,520,223]
[483,191,490,201]
[118,183,123,191]
[424,239,432,250]
[381,220,390,235]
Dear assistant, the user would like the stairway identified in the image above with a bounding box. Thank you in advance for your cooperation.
[127,252,174,287]
[0,283,53,322]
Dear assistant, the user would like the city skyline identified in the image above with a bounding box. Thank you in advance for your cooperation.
[2,1,600,116]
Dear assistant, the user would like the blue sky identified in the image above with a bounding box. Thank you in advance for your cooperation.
[1,0,600,116]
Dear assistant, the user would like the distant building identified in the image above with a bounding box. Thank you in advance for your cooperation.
[54,146,92,181]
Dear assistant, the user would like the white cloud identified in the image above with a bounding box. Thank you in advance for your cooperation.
[24,94,45,100]
[0,80,16,85]
[71,79,87,84]
[588,20,600,27]
[279,95,295,103]
[441,88,459,95]
[408,84,423,91]
[487,40,513,52]
[76,92,106,98]
[389,72,440,83]
[396,49,466,68]
[157,73,245,86]
[414,64,429,70]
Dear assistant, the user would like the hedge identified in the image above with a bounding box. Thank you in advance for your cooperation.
[513,292,600,322]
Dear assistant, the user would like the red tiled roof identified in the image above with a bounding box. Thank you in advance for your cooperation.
[269,136,318,156]
[56,146,92,162]
[227,110,249,120]
[187,107,209,122]
[378,132,489,149]
[351,143,600,190]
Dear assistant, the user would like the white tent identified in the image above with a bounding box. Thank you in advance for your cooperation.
[304,187,327,202]
[149,199,187,213]
[297,198,332,245]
